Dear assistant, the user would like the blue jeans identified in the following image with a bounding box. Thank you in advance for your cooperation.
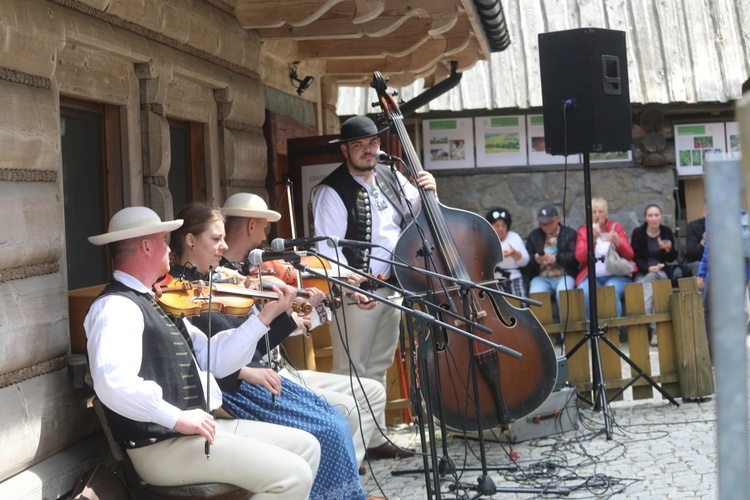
[529,275,575,316]
[577,275,630,319]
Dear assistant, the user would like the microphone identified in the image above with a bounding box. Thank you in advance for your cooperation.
[271,236,329,251]
[247,248,307,265]
[327,236,378,249]
[375,150,401,164]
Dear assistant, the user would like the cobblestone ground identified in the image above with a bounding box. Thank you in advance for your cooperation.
[360,341,730,499]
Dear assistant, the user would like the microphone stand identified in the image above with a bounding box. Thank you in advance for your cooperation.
[362,253,570,496]
[293,255,520,357]
[300,251,548,497]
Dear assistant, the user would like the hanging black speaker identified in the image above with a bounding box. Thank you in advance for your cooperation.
[538,28,633,155]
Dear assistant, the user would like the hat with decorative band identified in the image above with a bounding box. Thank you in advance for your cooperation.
[88,206,183,246]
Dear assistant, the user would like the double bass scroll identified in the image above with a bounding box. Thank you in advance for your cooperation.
[371,72,558,431]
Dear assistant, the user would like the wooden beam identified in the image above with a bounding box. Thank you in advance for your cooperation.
[256,1,459,40]
[235,0,385,28]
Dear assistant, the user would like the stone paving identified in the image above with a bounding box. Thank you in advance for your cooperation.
[360,342,728,499]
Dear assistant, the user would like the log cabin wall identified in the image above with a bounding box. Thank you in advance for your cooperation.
[0,1,291,497]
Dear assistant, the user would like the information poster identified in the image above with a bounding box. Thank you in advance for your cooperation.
[726,121,740,152]
[474,115,527,167]
[422,118,475,169]
[674,122,727,176]
[526,115,574,165]
[590,150,632,163]
[300,162,339,237]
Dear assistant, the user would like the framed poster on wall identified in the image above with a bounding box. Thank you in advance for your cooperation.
[300,163,339,237]
[474,115,527,167]
[422,118,474,169]
[590,150,633,163]
[526,115,575,165]
[726,121,740,152]
[674,122,727,176]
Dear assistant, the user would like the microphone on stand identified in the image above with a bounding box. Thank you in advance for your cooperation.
[327,236,378,249]
[270,235,329,251]
[247,249,307,265]
[375,150,402,164]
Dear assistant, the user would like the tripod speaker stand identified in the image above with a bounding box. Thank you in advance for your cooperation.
[538,28,679,439]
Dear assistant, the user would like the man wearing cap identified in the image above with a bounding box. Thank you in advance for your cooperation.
[525,205,578,315]
[312,115,436,460]
[220,192,388,471]
[85,206,320,498]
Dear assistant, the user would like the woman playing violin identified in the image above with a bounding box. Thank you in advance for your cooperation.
[169,202,366,500]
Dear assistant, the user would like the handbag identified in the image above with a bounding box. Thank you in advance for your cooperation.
[604,244,633,276]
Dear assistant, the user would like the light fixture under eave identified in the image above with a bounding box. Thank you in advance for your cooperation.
[289,66,315,96]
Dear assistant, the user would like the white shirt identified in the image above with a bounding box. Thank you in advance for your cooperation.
[85,270,269,431]
[494,231,530,281]
[313,167,422,278]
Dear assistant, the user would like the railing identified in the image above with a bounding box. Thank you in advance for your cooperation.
[525,277,713,403]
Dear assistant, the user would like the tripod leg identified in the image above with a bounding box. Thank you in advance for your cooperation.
[598,334,680,406]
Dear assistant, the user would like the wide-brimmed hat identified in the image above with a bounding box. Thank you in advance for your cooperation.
[329,116,387,144]
[222,193,281,221]
[536,205,559,222]
[88,206,183,246]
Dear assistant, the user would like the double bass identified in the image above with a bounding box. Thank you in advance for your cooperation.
[371,73,557,431]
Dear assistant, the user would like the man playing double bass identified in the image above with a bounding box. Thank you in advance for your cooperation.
[312,115,436,460]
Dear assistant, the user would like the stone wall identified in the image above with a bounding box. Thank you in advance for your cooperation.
[434,164,677,242]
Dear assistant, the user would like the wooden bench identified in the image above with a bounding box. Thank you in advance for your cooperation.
[86,376,249,499]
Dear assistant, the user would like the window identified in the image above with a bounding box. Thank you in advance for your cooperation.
[60,99,122,290]
[169,119,206,214]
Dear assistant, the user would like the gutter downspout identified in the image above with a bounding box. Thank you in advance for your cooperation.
[399,61,463,118]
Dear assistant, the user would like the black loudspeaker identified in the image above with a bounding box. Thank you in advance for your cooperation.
[538,28,633,155]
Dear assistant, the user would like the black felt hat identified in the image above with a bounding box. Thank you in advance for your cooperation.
[329,116,387,144]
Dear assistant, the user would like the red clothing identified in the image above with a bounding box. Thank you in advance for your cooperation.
[574,219,635,286]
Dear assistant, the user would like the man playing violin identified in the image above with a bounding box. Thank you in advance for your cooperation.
[169,202,369,500]
[312,115,437,460]
[84,206,319,498]
[219,192,390,474]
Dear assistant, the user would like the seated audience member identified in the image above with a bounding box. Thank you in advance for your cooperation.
[486,207,530,298]
[575,197,635,318]
[169,203,366,500]
[631,204,678,345]
[85,206,319,498]
[525,205,578,315]
[686,207,707,277]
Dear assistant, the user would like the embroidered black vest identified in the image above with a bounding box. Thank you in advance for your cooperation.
[94,281,206,447]
[318,162,404,270]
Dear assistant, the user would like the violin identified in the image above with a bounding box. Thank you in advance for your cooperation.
[254,256,346,309]
[153,274,310,318]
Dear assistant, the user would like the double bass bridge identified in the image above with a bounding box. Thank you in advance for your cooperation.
[453,310,487,328]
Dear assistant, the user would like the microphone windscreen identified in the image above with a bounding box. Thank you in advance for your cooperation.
[270,238,285,252]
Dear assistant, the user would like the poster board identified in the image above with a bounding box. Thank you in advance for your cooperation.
[726,121,740,152]
[422,118,475,169]
[674,122,727,177]
[590,150,633,163]
[300,162,339,237]
[474,115,527,167]
[526,115,574,165]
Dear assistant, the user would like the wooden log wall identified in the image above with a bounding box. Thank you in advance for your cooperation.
[0,0,285,495]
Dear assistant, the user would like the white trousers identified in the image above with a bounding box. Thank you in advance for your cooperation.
[127,419,320,500]
[282,367,388,463]
[328,287,403,442]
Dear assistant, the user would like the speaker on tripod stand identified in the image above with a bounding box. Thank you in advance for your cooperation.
[538,28,679,441]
